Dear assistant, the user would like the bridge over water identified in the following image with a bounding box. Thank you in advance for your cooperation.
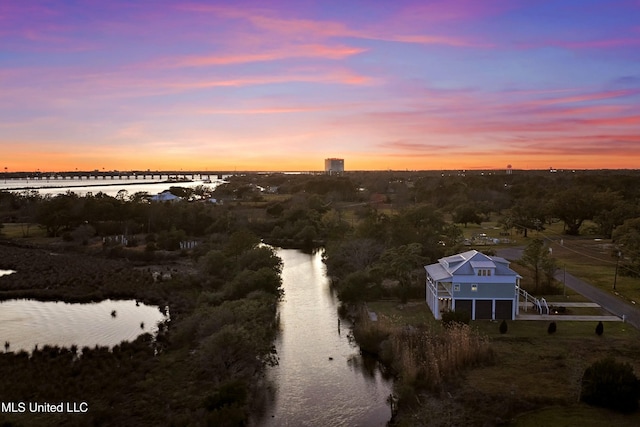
[1,170,234,181]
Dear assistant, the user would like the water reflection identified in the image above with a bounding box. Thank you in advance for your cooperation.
[1,177,226,197]
[0,270,15,277]
[258,249,393,427]
[0,299,168,353]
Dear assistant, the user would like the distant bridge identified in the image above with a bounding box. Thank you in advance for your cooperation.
[1,170,236,181]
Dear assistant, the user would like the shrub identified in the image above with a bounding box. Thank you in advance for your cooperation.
[337,270,379,304]
[499,319,508,334]
[580,357,640,413]
[441,310,471,327]
[547,321,556,334]
[595,321,604,336]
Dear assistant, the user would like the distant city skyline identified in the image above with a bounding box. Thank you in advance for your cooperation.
[2,1,639,172]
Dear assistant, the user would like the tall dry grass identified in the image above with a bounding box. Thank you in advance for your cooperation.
[353,306,492,392]
[391,323,492,390]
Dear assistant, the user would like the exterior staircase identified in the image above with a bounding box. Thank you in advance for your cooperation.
[518,288,549,315]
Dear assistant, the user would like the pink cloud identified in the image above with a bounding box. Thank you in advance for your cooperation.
[513,89,640,108]
[198,106,322,115]
[580,115,640,126]
[178,2,481,47]
[393,0,514,24]
[0,3,100,52]
[329,82,640,160]
[496,135,640,156]
[0,58,377,113]
[377,140,465,153]
[163,68,374,91]
[556,38,640,49]
[373,134,640,162]
[516,36,640,51]
[168,44,367,67]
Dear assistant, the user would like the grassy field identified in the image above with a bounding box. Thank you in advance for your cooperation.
[460,219,640,305]
[367,299,640,425]
[0,222,47,239]
[471,318,640,425]
[512,405,640,427]
[530,222,640,305]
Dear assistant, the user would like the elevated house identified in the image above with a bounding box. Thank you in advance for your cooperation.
[425,250,521,320]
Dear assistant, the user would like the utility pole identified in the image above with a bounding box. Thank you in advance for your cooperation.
[563,264,566,297]
[613,251,621,291]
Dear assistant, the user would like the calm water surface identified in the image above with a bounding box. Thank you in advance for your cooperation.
[0,176,225,197]
[260,249,393,427]
[0,299,167,352]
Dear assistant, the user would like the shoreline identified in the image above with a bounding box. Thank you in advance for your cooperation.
[1,180,193,192]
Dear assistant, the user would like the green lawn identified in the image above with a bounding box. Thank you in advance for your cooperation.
[468,318,640,424]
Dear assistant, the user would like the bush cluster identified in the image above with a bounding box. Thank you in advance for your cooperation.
[580,357,640,413]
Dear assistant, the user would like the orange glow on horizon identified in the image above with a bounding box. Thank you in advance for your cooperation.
[4,151,637,173]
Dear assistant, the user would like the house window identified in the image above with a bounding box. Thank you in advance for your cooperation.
[471,284,478,292]
[487,270,491,276]
[453,284,460,292]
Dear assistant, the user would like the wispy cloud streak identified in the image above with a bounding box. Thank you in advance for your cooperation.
[1,0,640,170]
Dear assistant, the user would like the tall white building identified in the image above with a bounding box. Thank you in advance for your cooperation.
[324,158,344,174]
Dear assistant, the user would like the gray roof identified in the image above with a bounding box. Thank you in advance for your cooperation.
[425,263,452,281]
[470,260,496,269]
[425,250,521,281]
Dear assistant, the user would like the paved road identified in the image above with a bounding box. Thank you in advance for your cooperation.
[497,248,640,330]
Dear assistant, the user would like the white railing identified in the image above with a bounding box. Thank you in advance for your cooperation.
[518,288,548,315]
[540,297,549,315]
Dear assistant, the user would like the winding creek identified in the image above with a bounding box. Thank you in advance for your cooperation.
[259,249,393,426]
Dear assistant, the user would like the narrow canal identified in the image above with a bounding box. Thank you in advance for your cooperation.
[259,249,393,426]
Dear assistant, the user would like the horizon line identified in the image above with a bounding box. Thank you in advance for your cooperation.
[3,168,640,174]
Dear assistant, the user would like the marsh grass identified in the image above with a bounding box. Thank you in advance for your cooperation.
[391,322,492,391]
[353,304,492,395]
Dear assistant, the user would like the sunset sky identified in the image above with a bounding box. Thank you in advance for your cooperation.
[2,0,639,172]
